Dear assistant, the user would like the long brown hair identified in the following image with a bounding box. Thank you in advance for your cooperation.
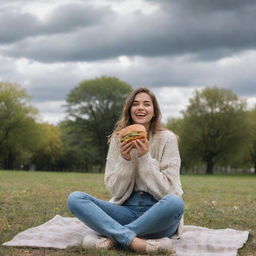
[111,87,164,139]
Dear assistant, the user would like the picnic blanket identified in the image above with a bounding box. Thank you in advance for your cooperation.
[3,215,249,256]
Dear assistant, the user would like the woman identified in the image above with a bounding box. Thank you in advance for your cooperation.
[67,87,184,253]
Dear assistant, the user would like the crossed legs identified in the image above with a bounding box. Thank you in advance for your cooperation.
[67,191,184,251]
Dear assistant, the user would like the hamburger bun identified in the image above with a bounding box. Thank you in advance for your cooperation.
[118,124,147,143]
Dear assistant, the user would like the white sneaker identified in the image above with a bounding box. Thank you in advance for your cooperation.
[145,237,176,254]
[82,234,114,249]
[95,237,114,249]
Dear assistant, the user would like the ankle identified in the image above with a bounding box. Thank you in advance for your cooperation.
[130,237,146,252]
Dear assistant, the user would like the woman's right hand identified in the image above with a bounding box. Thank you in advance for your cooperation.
[120,140,134,160]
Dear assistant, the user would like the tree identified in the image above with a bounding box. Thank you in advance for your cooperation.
[31,123,64,171]
[58,120,97,172]
[0,82,40,169]
[246,107,256,174]
[64,76,132,172]
[178,87,249,174]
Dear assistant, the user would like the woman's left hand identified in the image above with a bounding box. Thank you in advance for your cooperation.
[133,138,149,158]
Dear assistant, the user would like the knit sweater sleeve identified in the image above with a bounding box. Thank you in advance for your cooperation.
[137,131,183,200]
[104,135,136,201]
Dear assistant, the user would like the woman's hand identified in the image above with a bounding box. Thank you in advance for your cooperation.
[133,138,149,158]
[120,140,134,161]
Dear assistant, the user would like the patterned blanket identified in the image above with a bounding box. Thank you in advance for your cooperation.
[3,215,249,256]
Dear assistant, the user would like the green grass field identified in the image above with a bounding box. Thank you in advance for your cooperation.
[0,171,255,256]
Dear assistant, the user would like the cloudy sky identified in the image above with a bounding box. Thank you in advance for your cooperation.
[1,0,256,124]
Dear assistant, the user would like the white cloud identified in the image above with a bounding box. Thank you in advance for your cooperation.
[109,0,160,15]
[32,100,66,124]
[153,86,198,122]
[247,97,256,109]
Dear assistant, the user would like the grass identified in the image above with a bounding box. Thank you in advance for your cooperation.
[0,171,255,256]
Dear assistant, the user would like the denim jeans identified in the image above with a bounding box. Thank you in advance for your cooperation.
[67,191,184,248]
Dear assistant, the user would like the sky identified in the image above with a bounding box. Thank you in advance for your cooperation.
[1,0,256,124]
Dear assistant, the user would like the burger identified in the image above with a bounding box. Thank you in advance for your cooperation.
[118,124,147,143]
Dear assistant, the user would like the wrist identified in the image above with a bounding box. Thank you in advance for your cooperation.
[137,151,149,158]
[121,154,131,161]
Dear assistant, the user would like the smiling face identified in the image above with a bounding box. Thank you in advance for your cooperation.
[130,92,154,131]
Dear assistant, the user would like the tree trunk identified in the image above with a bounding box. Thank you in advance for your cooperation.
[4,152,14,170]
[254,162,256,175]
[206,159,214,174]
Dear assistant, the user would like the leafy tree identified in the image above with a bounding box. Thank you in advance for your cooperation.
[31,123,64,171]
[64,76,132,172]
[0,82,40,169]
[166,117,187,172]
[58,120,97,172]
[246,107,256,174]
[177,87,249,174]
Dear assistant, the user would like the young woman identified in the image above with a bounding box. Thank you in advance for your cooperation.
[67,87,184,253]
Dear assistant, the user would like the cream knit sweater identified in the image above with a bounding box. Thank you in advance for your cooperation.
[104,129,184,236]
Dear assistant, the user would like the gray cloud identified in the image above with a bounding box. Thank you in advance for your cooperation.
[176,0,256,12]
[146,0,256,12]
[0,3,113,44]
[0,10,39,43]
[42,3,113,34]
[1,0,256,62]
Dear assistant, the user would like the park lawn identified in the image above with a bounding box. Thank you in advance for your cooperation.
[0,171,255,256]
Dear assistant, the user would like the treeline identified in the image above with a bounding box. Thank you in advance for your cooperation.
[0,78,255,174]
[167,88,256,175]
[0,77,132,173]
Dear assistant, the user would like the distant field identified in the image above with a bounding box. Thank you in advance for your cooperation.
[0,171,255,256]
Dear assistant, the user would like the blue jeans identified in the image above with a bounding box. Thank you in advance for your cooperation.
[67,191,184,248]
